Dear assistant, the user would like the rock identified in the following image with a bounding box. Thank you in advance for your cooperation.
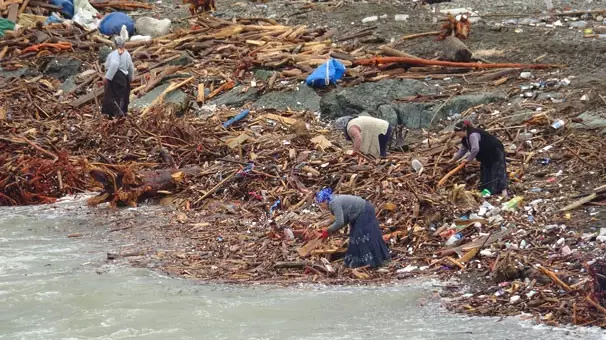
[392,103,435,129]
[135,17,171,38]
[254,69,275,81]
[212,85,259,107]
[507,109,535,125]
[320,79,506,129]
[537,92,564,101]
[572,111,606,135]
[0,67,28,79]
[440,92,507,115]
[44,58,82,81]
[60,76,77,93]
[168,53,194,67]
[253,85,321,112]
[377,105,398,126]
[320,79,432,120]
[99,46,112,63]
[131,82,188,110]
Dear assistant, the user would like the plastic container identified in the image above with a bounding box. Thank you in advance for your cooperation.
[445,232,463,246]
[551,119,565,129]
[411,159,424,173]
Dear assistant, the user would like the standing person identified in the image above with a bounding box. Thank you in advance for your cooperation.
[102,37,135,118]
[315,188,390,268]
[334,115,393,158]
[449,120,508,197]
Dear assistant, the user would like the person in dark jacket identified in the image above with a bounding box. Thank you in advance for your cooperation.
[315,188,390,268]
[102,37,135,118]
[449,120,508,197]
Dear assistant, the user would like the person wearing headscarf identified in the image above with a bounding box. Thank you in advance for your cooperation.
[315,188,390,268]
[450,120,508,197]
[102,37,135,118]
[333,115,393,158]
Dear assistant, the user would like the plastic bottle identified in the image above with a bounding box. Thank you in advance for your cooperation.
[551,119,565,129]
[445,232,463,246]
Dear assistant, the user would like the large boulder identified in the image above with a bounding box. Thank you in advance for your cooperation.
[572,111,606,135]
[320,79,506,129]
[43,58,82,81]
[99,46,112,63]
[253,85,321,112]
[131,83,188,111]
[320,79,431,120]
[212,85,259,107]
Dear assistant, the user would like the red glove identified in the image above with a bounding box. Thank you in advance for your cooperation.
[103,78,109,86]
[319,229,329,239]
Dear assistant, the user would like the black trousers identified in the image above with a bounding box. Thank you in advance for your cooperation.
[480,149,508,194]
[378,125,394,158]
[101,71,130,118]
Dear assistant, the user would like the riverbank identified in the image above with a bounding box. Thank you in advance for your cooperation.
[2,0,606,330]
[7,199,606,339]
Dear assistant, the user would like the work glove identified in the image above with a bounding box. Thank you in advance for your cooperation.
[319,228,329,240]
[103,78,109,86]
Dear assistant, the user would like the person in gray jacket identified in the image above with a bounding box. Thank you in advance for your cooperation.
[315,188,390,268]
[101,37,135,118]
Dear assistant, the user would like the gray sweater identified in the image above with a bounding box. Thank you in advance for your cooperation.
[328,195,367,233]
[454,132,481,162]
[105,50,135,82]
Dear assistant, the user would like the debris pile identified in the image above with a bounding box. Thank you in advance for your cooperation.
[2,0,606,330]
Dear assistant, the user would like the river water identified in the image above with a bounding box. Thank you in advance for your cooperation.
[1,197,604,340]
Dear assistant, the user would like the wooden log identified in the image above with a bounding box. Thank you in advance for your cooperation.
[437,162,466,187]
[401,31,440,40]
[140,76,194,117]
[297,237,323,257]
[7,3,19,22]
[379,45,419,59]
[441,36,473,62]
[560,193,598,212]
[354,56,566,69]
[90,0,153,9]
[273,261,308,269]
[70,87,103,108]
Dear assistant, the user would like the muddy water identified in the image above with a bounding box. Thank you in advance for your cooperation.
[1,197,604,340]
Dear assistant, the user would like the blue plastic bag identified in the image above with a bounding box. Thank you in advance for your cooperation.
[305,58,346,88]
[50,0,74,18]
[99,12,135,37]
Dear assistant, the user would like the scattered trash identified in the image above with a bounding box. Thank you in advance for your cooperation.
[411,159,424,174]
[222,109,250,128]
[520,72,532,79]
[395,14,409,22]
[361,16,378,23]
[551,119,565,129]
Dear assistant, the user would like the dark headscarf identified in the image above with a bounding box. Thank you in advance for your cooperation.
[454,120,472,133]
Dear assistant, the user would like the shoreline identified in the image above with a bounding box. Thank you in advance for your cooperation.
[2,0,606,331]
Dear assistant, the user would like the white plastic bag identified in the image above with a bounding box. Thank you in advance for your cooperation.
[120,24,129,41]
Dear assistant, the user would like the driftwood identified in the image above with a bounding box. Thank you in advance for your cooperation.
[437,162,466,187]
[354,56,566,69]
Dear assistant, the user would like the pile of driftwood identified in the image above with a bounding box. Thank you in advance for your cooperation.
[2,3,606,328]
